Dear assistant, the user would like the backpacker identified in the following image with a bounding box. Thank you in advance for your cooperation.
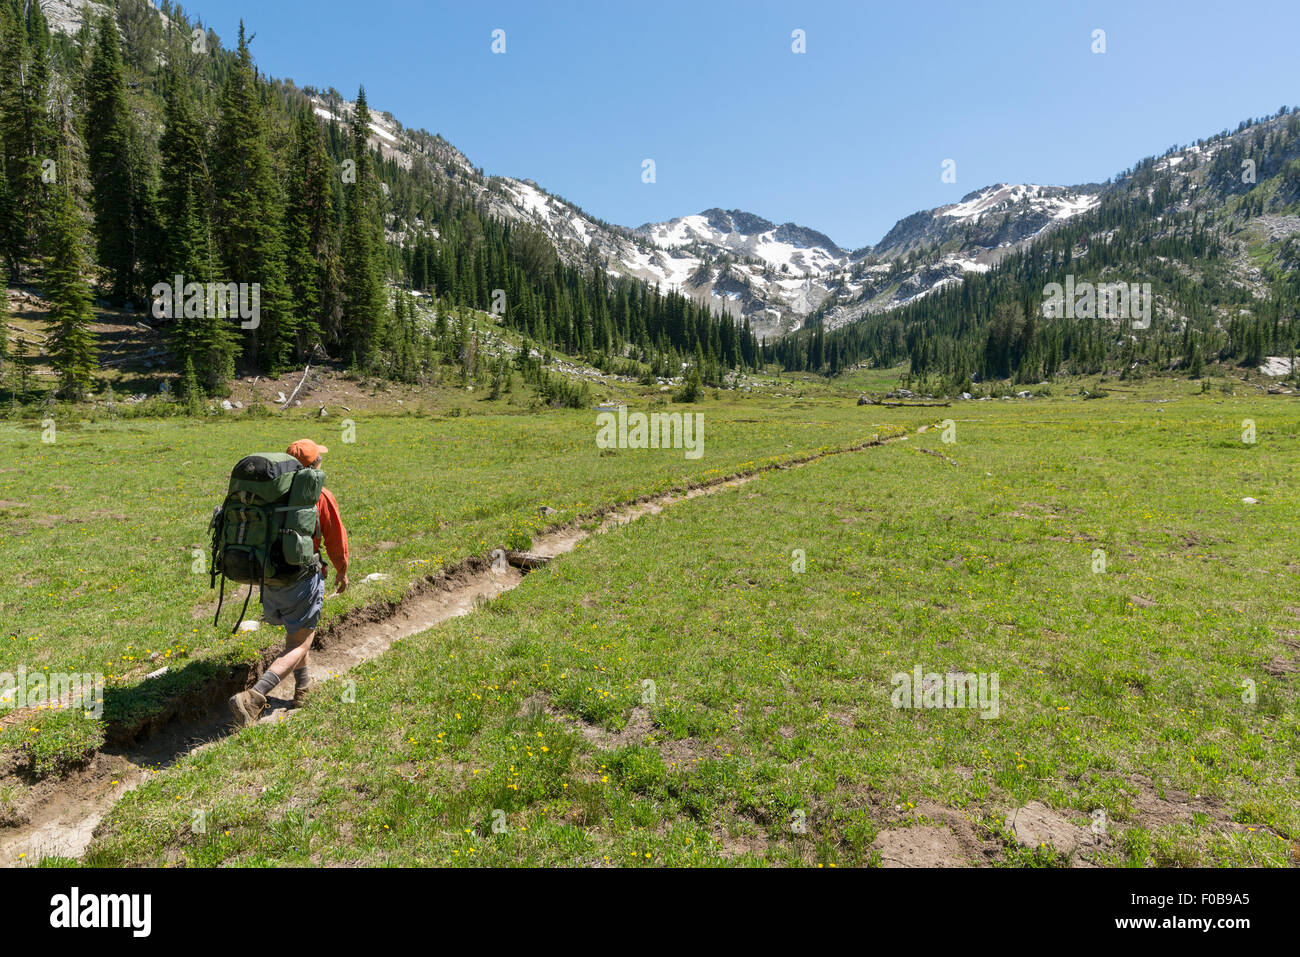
[208,452,325,632]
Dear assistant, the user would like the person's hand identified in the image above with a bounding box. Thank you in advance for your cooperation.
[319,564,329,580]
[336,572,349,595]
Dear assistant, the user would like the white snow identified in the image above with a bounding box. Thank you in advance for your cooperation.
[369,121,399,145]
[1051,194,1101,219]
[940,184,1099,225]
[504,180,554,222]
[642,214,843,276]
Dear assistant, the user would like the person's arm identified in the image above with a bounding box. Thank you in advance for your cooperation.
[317,488,350,592]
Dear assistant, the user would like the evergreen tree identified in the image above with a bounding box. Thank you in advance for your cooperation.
[85,13,146,303]
[211,23,293,374]
[44,180,98,400]
[13,335,30,399]
[0,275,8,379]
[0,3,53,280]
[339,86,387,367]
[157,69,232,389]
[286,104,340,356]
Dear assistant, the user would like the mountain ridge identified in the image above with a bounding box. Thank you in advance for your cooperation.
[29,0,1153,340]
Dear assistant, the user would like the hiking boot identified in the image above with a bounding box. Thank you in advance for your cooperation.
[292,677,314,708]
[228,689,267,727]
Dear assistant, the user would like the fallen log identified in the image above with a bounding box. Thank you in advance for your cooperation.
[280,362,312,409]
[918,447,958,466]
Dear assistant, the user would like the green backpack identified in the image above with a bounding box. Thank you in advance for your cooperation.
[209,452,325,631]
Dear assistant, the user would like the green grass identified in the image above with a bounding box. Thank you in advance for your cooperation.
[0,396,899,772]
[0,708,103,778]
[64,383,1300,867]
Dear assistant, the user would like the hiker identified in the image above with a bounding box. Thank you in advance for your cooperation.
[228,439,350,726]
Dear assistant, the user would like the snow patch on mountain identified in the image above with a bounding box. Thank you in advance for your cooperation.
[309,95,411,170]
[637,209,845,277]
[939,184,1100,226]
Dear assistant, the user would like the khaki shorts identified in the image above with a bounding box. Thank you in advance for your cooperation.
[259,570,325,632]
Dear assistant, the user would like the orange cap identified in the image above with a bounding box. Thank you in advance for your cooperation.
[286,439,328,467]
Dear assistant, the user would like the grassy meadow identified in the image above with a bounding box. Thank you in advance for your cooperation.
[0,393,898,772]
[6,376,1291,867]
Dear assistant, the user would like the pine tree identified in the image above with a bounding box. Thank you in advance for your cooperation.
[0,135,8,285]
[44,181,98,400]
[157,69,231,389]
[0,277,8,380]
[286,105,340,357]
[13,335,30,400]
[85,13,146,303]
[211,23,293,374]
[179,354,202,414]
[339,86,387,368]
[0,3,53,281]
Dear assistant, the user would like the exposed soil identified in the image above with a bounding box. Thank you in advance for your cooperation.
[1124,773,1228,828]
[872,800,1006,867]
[872,825,970,867]
[1005,801,1097,856]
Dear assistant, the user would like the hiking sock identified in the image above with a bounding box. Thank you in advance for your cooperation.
[294,667,309,688]
[253,670,280,696]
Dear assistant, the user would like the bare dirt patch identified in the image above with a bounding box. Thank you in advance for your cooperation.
[1264,656,1296,676]
[1005,801,1097,855]
[519,693,655,751]
[872,825,969,867]
[1125,774,1226,828]
[872,800,1004,867]
[659,736,707,770]
[713,823,771,860]
[0,752,138,862]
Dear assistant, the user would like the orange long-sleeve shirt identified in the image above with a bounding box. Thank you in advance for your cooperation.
[315,487,349,574]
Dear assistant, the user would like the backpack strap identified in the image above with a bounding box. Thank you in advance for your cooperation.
[210,506,226,626]
[213,574,226,627]
[233,582,253,635]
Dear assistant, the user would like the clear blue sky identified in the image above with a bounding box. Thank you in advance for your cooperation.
[198,0,1299,250]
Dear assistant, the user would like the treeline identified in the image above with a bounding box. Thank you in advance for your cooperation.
[0,0,759,403]
[401,218,759,387]
[773,110,1300,388]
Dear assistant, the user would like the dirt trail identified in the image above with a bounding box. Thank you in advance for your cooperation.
[0,431,910,865]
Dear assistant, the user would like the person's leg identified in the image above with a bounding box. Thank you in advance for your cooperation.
[290,630,310,697]
[251,626,314,694]
[292,647,313,707]
[230,572,324,725]
[274,626,314,706]
[230,627,313,725]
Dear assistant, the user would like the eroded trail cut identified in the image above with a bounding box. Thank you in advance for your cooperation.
[0,431,911,864]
